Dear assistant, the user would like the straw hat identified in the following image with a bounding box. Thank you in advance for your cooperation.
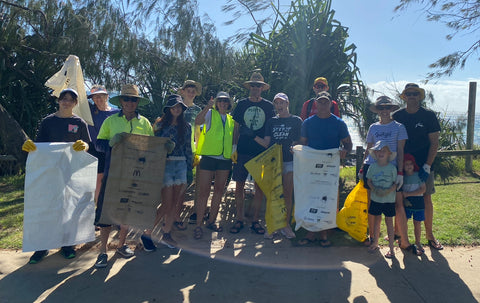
[109,84,151,107]
[400,83,425,101]
[180,80,202,96]
[243,72,270,91]
[369,96,400,113]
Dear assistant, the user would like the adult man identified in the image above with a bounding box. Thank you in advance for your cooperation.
[93,84,154,268]
[300,77,340,120]
[87,85,119,203]
[298,91,352,246]
[230,72,275,235]
[393,83,443,250]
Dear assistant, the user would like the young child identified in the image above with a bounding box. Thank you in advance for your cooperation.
[366,140,397,258]
[402,154,426,256]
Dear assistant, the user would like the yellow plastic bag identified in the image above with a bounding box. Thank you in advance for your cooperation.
[244,144,287,234]
[336,180,369,242]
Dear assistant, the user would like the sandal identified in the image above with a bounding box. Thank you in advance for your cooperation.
[250,221,265,234]
[401,244,418,255]
[174,221,187,231]
[229,221,244,234]
[416,246,425,256]
[368,245,379,254]
[297,237,316,246]
[193,226,203,239]
[206,222,223,232]
[428,239,444,250]
[385,251,395,259]
[363,237,374,247]
[319,239,332,247]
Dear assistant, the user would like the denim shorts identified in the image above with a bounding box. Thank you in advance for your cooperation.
[163,159,187,187]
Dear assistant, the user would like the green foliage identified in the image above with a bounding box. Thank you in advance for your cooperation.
[243,0,372,135]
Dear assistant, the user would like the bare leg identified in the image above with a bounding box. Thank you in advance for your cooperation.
[283,171,294,224]
[252,181,264,222]
[99,226,112,254]
[395,192,411,248]
[207,170,230,224]
[196,169,214,228]
[370,215,382,250]
[234,180,246,221]
[424,194,435,241]
[117,224,129,247]
[385,216,395,255]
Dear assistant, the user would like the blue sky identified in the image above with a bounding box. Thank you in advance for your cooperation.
[198,0,480,113]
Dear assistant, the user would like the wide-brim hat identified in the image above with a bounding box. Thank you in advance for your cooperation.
[163,94,187,113]
[369,96,400,113]
[369,140,397,162]
[180,80,202,96]
[87,85,108,98]
[400,83,425,101]
[109,84,151,107]
[243,72,270,91]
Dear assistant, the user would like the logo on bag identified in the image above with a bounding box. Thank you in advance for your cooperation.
[309,208,318,213]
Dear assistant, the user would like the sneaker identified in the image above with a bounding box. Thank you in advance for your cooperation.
[116,245,134,258]
[60,246,76,259]
[140,234,157,252]
[281,226,296,239]
[160,233,177,249]
[94,253,108,268]
[188,213,197,224]
[29,250,48,264]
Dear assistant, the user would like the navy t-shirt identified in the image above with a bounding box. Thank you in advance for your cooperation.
[265,115,302,162]
[36,114,91,143]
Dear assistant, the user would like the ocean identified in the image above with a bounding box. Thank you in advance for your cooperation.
[345,113,480,148]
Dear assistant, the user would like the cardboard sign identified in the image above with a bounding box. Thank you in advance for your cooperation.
[99,134,171,230]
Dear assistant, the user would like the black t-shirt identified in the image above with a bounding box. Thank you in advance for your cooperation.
[265,115,302,162]
[232,97,275,156]
[393,107,440,167]
[36,114,91,143]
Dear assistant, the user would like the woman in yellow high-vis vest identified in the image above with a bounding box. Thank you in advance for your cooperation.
[193,92,234,239]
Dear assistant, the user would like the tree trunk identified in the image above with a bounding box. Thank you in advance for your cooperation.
[0,102,29,173]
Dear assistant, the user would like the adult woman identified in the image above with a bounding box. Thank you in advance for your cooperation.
[152,94,192,248]
[22,88,90,264]
[93,84,153,268]
[193,92,234,239]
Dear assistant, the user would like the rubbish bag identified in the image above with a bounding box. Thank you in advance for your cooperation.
[336,180,369,242]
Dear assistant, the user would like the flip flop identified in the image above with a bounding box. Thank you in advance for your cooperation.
[174,221,187,231]
[368,245,379,254]
[319,239,332,248]
[416,246,425,256]
[428,239,444,250]
[402,244,418,255]
[385,251,395,259]
[297,237,316,246]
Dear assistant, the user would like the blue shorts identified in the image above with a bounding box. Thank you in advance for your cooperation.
[405,208,425,221]
[164,159,187,187]
[368,200,396,217]
[232,153,256,182]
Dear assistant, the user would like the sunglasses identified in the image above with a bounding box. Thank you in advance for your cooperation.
[122,97,138,103]
[250,83,263,88]
[217,98,230,103]
[314,84,327,89]
[377,105,393,110]
[404,92,420,97]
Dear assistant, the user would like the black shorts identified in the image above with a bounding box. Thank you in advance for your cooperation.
[88,146,106,173]
[368,200,396,217]
[94,175,111,227]
[199,156,232,171]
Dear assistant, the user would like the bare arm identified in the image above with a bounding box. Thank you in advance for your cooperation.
[397,139,406,173]
[195,98,214,126]
[340,136,353,159]
[254,136,271,149]
[426,131,439,166]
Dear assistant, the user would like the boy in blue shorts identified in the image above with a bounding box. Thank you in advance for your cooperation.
[402,154,426,256]
[366,141,397,258]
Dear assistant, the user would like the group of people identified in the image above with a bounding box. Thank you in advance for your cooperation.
[21,71,443,268]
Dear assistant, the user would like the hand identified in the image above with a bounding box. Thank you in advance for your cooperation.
[207,97,215,109]
[395,174,404,190]
[193,154,200,167]
[72,140,88,152]
[109,132,127,147]
[419,164,431,182]
[357,168,364,181]
[239,125,255,138]
[22,139,37,152]
[231,150,238,164]
[165,139,175,153]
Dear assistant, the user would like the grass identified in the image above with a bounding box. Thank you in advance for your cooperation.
[1,162,480,249]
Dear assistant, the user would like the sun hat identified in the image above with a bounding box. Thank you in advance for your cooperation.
[163,94,187,113]
[87,85,108,98]
[313,77,329,90]
[109,84,151,107]
[59,88,78,99]
[369,96,400,113]
[400,83,425,101]
[404,154,420,172]
[369,140,397,162]
[243,72,270,91]
[273,92,289,102]
[315,91,331,102]
[180,80,202,96]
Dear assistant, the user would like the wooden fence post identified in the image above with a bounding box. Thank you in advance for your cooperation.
[466,82,477,173]
[355,146,364,183]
